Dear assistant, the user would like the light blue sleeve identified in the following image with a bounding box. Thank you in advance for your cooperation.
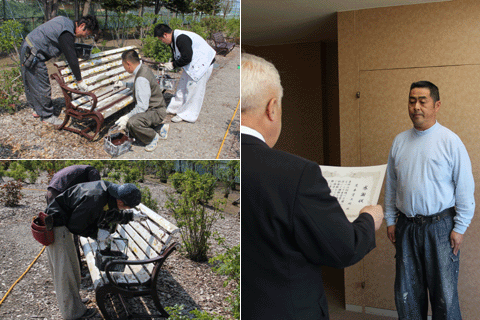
[384,142,399,226]
[127,77,150,117]
[451,138,475,234]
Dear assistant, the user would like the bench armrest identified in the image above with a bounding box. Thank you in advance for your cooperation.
[104,242,179,288]
[50,73,98,111]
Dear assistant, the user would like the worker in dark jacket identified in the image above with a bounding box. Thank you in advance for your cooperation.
[44,181,144,319]
[20,15,99,126]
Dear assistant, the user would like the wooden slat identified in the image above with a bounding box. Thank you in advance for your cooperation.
[138,204,179,235]
[54,46,137,69]
[79,203,178,288]
[63,60,123,83]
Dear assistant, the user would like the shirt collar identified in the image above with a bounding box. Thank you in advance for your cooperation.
[133,61,142,76]
[241,125,266,143]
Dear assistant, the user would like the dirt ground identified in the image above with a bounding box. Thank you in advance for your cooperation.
[0,40,240,159]
[0,172,240,319]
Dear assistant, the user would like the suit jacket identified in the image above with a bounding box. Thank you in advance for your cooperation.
[241,134,377,319]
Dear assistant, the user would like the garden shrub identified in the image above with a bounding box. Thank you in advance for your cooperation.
[210,241,240,319]
[5,162,27,182]
[226,18,240,40]
[141,35,172,62]
[0,19,23,62]
[0,180,23,207]
[0,67,24,114]
[166,170,226,262]
[136,183,158,211]
[201,16,226,37]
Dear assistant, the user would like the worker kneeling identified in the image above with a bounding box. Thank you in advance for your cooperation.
[114,49,169,152]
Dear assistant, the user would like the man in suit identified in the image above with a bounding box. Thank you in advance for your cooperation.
[241,53,384,319]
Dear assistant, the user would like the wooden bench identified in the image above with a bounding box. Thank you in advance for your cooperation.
[79,203,180,319]
[211,32,235,56]
[51,46,138,140]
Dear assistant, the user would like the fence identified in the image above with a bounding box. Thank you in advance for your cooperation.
[0,0,239,35]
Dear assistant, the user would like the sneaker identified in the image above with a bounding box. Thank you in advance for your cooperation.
[171,115,183,123]
[159,124,169,139]
[42,115,63,126]
[145,133,160,152]
[76,308,97,319]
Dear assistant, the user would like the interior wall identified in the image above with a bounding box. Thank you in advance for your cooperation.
[338,0,480,317]
[242,43,325,164]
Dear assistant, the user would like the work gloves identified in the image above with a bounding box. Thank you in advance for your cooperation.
[132,211,148,222]
[114,114,130,131]
[161,62,174,71]
[97,228,112,251]
[113,80,124,89]
[77,80,90,92]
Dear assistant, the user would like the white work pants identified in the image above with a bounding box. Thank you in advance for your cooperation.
[166,64,214,122]
[46,226,87,319]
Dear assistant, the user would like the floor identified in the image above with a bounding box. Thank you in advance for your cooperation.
[323,266,397,320]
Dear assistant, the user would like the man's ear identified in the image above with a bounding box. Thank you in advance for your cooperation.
[265,98,278,121]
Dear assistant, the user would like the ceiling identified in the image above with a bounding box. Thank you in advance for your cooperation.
[241,0,451,46]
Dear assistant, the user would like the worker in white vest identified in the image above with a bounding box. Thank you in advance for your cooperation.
[154,23,216,123]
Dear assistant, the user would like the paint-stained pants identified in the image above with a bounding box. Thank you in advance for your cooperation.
[20,41,54,118]
[394,213,461,320]
[126,106,166,145]
[166,64,213,123]
[46,226,87,320]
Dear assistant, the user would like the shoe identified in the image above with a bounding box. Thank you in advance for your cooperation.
[76,308,97,319]
[145,133,160,152]
[159,124,169,139]
[82,297,91,304]
[42,115,63,126]
[171,115,183,123]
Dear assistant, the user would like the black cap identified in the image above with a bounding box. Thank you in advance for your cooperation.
[108,183,142,207]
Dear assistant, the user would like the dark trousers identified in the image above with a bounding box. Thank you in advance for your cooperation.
[20,41,54,118]
[126,106,166,144]
[395,211,461,320]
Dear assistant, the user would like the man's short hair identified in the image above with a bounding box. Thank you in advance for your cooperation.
[410,81,440,102]
[121,49,140,63]
[75,15,99,34]
[241,53,283,113]
[154,24,172,38]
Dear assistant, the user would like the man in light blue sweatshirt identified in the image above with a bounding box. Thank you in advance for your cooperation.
[384,81,475,320]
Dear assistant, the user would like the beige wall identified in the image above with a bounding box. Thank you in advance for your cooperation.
[339,0,480,317]
[243,43,326,164]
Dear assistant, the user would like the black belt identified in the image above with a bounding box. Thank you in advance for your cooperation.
[402,207,455,225]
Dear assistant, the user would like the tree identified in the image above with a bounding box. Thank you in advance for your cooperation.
[220,0,233,19]
[82,0,93,16]
[194,0,222,16]
[42,0,59,21]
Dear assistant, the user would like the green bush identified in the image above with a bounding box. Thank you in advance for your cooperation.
[28,169,40,184]
[0,20,23,62]
[141,35,172,62]
[210,241,240,319]
[170,171,188,194]
[201,16,226,37]
[0,67,24,114]
[5,162,27,182]
[137,184,158,211]
[123,167,141,183]
[166,170,226,262]
[226,18,240,39]
[168,17,184,30]
[0,180,23,207]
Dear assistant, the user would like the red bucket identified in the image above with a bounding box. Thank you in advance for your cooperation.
[31,212,54,246]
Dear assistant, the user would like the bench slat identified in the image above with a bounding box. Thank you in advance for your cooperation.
[54,46,137,69]
[63,60,123,83]
[139,204,178,234]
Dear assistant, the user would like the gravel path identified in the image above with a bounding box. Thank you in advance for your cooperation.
[0,174,239,319]
[0,47,240,160]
